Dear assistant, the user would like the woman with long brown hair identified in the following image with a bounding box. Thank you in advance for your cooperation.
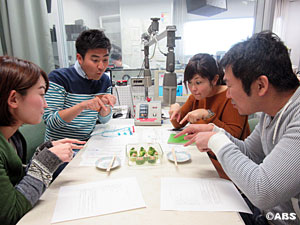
[0,56,85,225]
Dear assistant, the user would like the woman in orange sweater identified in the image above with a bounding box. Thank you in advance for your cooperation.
[169,53,250,179]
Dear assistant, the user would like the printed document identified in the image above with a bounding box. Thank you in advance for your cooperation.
[52,177,146,223]
[160,177,251,214]
[80,143,125,166]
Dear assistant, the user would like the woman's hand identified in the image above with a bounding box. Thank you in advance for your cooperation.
[169,103,181,122]
[52,138,86,149]
[50,138,86,162]
[49,143,73,162]
[179,109,210,124]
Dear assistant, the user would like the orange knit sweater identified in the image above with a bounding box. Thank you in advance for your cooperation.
[171,89,250,180]
[171,89,250,140]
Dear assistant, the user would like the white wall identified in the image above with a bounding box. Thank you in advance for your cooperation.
[49,0,256,69]
[48,0,121,66]
[187,0,256,21]
[174,0,256,64]
[48,0,300,71]
[119,0,173,68]
[282,1,300,70]
[62,0,119,28]
[119,0,255,68]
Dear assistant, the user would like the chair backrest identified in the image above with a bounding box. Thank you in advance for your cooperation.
[19,121,46,163]
[248,117,259,133]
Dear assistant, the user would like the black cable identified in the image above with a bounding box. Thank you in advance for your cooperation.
[122,74,131,81]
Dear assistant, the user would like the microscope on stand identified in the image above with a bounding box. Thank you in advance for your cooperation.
[134,18,178,126]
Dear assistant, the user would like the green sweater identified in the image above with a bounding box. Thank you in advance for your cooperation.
[0,132,32,224]
[0,132,62,225]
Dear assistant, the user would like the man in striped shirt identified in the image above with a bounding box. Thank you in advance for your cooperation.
[43,29,116,141]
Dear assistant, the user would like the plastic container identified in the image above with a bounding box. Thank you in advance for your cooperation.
[126,143,163,166]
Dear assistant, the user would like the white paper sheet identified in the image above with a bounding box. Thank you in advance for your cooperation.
[160,177,252,214]
[132,125,171,144]
[79,119,136,166]
[80,143,126,166]
[51,177,146,223]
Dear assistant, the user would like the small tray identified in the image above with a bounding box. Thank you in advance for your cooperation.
[167,151,191,163]
[126,143,163,166]
[95,156,121,170]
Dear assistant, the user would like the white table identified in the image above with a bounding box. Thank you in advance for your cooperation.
[17,120,245,225]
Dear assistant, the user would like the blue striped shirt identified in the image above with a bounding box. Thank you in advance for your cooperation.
[43,64,112,141]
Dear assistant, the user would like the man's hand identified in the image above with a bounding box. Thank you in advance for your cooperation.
[174,124,214,139]
[79,97,107,112]
[58,96,112,123]
[183,131,216,152]
[97,94,116,107]
[174,124,214,138]
[95,94,116,116]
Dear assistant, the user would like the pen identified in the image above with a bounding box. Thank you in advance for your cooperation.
[132,126,135,133]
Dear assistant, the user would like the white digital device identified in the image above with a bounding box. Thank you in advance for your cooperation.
[134,101,162,126]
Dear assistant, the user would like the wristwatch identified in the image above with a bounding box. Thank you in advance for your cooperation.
[205,109,215,119]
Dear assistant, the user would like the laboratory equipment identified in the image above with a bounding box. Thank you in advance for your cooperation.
[141,18,178,106]
[133,18,178,126]
[134,101,162,126]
